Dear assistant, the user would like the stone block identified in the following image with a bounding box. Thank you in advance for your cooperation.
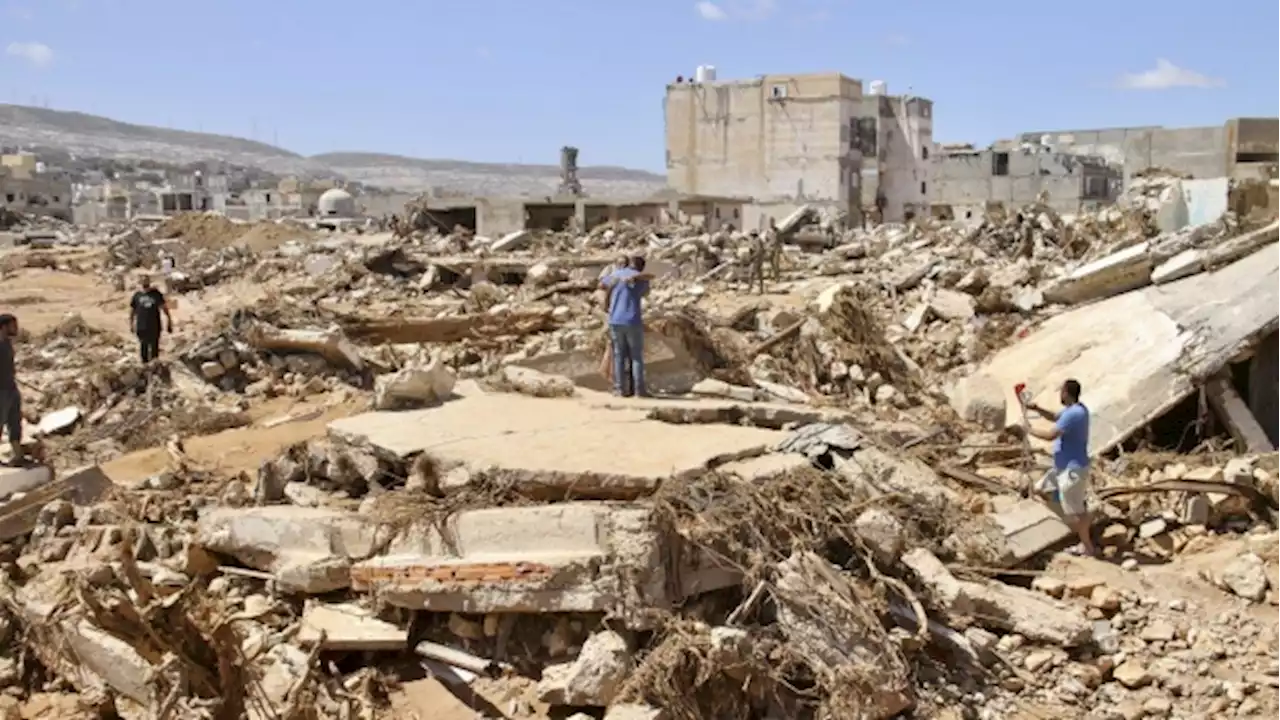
[195,507,387,593]
[298,603,408,651]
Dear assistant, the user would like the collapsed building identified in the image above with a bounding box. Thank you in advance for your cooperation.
[0,167,1274,719]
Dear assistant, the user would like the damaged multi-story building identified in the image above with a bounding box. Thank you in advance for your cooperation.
[929,141,1122,219]
[663,70,935,228]
[0,152,73,221]
[1013,117,1279,183]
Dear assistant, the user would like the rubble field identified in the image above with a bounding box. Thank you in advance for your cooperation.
[0,174,1275,720]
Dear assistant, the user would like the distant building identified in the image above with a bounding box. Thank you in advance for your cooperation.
[1014,117,1279,185]
[665,72,866,228]
[0,153,72,221]
[856,87,934,223]
[931,144,1119,218]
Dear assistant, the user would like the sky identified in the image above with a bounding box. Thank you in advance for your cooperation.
[2,0,1277,172]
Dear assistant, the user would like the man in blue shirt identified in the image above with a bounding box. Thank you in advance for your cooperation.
[1026,379,1094,557]
[600,256,650,397]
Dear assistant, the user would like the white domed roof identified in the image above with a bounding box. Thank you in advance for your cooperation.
[318,188,356,217]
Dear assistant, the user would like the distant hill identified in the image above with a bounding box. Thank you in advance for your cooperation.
[0,104,668,197]
[314,151,667,199]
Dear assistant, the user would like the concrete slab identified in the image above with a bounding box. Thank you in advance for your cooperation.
[195,507,390,593]
[298,603,408,651]
[989,498,1073,561]
[351,503,727,616]
[970,243,1279,455]
[328,382,784,498]
[0,464,53,499]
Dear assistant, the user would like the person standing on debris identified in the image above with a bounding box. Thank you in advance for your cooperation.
[129,274,173,364]
[598,255,633,382]
[600,256,650,397]
[746,230,767,295]
[1024,379,1095,557]
[763,218,782,281]
[0,314,26,466]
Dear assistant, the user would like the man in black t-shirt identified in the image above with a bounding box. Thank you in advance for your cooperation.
[129,275,172,363]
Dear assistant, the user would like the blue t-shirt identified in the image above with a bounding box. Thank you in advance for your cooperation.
[1053,403,1090,470]
[603,268,648,326]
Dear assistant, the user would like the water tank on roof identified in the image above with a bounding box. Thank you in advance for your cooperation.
[868,80,887,95]
[695,65,717,83]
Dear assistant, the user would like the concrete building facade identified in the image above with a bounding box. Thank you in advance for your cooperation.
[1015,117,1278,184]
[0,171,72,221]
[857,92,933,222]
[931,146,1120,218]
[664,72,864,227]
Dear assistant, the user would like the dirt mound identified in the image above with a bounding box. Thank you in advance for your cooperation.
[154,212,245,249]
[236,222,312,252]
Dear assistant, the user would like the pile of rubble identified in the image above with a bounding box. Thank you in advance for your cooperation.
[0,193,1273,718]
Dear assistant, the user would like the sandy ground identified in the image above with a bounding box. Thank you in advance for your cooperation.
[0,266,131,337]
[390,676,545,720]
[102,395,366,485]
[0,261,363,485]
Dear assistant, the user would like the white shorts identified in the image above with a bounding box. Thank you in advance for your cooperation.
[1036,466,1090,517]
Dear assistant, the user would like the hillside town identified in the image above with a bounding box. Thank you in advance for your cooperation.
[0,69,1276,720]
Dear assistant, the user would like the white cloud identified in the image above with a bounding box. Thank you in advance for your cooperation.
[695,1,728,20]
[5,41,53,68]
[1118,59,1223,90]
[696,0,774,21]
[884,32,909,47]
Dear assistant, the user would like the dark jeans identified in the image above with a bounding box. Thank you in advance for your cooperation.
[609,324,646,397]
[138,331,161,363]
[0,390,21,444]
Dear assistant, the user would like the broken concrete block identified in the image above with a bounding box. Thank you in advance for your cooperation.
[948,373,1007,431]
[1112,659,1152,689]
[373,358,457,410]
[246,322,364,372]
[1151,248,1205,284]
[987,498,1073,561]
[195,506,386,593]
[282,482,325,508]
[929,288,975,321]
[298,603,408,651]
[853,507,906,562]
[960,579,1091,646]
[902,303,930,333]
[499,365,576,397]
[691,378,756,402]
[491,230,532,252]
[0,464,54,501]
[1220,553,1269,602]
[536,630,633,706]
[351,503,721,616]
[902,548,970,614]
[1041,241,1154,306]
[604,705,670,720]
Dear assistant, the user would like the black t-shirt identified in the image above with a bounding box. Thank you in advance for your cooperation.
[131,288,166,335]
[0,338,14,392]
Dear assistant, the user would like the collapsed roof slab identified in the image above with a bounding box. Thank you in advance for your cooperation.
[327,382,786,500]
[970,242,1278,456]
